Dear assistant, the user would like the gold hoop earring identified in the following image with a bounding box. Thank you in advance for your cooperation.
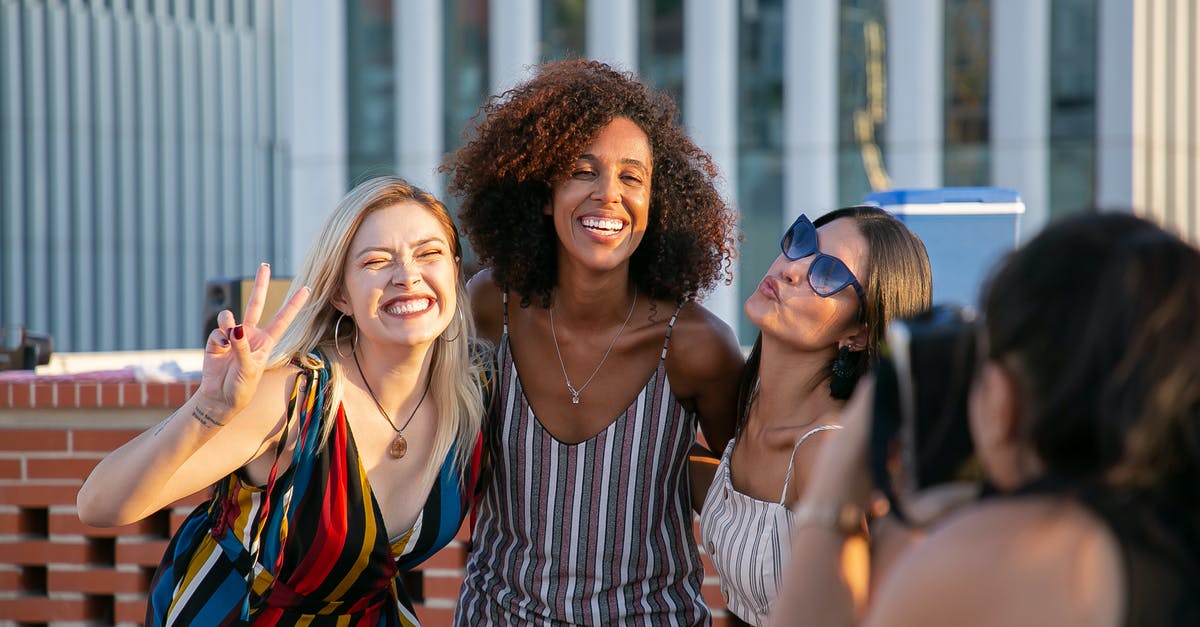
[442,308,463,343]
[334,313,357,358]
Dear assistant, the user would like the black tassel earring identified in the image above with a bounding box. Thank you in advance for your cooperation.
[830,345,858,400]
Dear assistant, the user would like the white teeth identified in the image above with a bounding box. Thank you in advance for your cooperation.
[581,217,624,232]
[384,298,432,315]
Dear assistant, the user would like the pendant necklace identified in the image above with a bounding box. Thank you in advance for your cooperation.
[352,348,430,459]
[549,287,638,405]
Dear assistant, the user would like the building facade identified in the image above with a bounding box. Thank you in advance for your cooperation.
[2,0,1197,350]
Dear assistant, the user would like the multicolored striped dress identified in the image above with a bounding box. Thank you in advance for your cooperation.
[455,296,708,625]
[146,353,482,626]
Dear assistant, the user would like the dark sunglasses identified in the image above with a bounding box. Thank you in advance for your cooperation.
[780,214,867,314]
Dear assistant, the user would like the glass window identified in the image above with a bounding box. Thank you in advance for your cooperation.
[1049,0,1096,217]
[346,0,396,185]
[943,0,990,187]
[837,0,889,206]
[444,0,489,158]
[638,0,685,106]
[736,0,785,339]
[541,0,586,61]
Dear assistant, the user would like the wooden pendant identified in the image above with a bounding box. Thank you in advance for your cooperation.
[389,434,408,459]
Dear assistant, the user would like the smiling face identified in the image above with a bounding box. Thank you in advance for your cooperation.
[745,216,870,350]
[334,202,459,350]
[547,116,653,274]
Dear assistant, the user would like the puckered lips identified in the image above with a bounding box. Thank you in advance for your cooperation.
[380,294,435,318]
[757,276,782,301]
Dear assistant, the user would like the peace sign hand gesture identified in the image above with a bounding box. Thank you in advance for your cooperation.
[196,263,311,416]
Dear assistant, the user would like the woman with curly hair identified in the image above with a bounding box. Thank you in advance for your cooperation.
[446,59,744,625]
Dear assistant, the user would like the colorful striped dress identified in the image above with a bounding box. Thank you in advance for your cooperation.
[454,296,708,625]
[146,353,482,626]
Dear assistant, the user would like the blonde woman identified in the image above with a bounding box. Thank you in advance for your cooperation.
[77,176,489,626]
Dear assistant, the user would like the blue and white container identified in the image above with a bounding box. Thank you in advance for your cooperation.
[864,187,1025,308]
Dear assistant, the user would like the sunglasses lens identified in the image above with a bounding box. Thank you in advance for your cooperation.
[808,255,852,296]
[781,217,817,260]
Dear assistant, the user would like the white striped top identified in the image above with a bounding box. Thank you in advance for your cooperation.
[698,424,842,625]
[454,298,708,625]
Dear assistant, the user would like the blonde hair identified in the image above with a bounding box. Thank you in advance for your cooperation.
[270,175,487,475]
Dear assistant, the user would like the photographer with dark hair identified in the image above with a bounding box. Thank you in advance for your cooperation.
[772,212,1200,626]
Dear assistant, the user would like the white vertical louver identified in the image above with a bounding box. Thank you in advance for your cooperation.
[0,0,286,351]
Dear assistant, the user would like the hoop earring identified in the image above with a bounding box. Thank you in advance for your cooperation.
[830,345,858,400]
[442,308,463,343]
[334,313,357,358]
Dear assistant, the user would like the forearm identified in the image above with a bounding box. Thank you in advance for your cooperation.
[76,394,235,526]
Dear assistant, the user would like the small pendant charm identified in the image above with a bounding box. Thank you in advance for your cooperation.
[389,434,408,459]
[571,394,580,405]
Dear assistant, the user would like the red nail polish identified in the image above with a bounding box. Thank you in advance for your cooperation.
[233,325,244,340]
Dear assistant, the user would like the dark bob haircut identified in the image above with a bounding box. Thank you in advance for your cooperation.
[443,59,740,307]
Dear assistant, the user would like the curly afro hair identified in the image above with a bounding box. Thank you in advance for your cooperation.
[443,59,740,308]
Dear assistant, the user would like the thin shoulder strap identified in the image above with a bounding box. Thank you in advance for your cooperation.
[659,301,687,361]
[501,290,509,335]
[779,424,843,504]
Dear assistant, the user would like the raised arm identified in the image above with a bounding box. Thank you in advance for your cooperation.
[77,264,309,526]
[666,303,744,456]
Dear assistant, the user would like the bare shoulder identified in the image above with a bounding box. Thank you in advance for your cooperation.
[467,268,504,346]
[663,301,744,389]
[866,497,1123,627]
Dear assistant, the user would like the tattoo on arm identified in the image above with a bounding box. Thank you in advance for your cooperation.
[191,405,228,429]
[152,412,176,437]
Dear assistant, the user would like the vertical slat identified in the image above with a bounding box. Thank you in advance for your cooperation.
[114,2,139,347]
[22,1,50,333]
[91,3,118,351]
[238,24,256,266]
[47,1,74,349]
[0,0,24,327]
[219,9,242,273]
[198,12,219,281]
[133,0,160,347]
[1192,0,1200,242]
[1168,0,1190,235]
[157,7,181,347]
[178,16,201,349]
[68,0,95,349]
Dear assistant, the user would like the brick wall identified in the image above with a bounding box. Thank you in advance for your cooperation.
[1,379,736,626]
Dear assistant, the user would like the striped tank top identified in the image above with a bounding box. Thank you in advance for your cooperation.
[697,424,841,625]
[146,353,483,626]
[454,296,708,625]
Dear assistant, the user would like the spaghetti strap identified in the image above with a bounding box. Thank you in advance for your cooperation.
[501,290,509,336]
[660,301,687,361]
[778,424,843,504]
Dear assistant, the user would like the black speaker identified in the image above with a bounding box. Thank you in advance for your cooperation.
[202,276,295,343]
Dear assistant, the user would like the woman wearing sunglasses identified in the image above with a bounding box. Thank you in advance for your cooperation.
[694,205,931,626]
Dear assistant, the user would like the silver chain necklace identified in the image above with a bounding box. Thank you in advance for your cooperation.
[549,287,638,405]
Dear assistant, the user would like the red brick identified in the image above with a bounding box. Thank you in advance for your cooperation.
[100,383,121,408]
[701,582,726,611]
[115,538,170,566]
[420,544,467,570]
[453,517,471,542]
[0,429,69,452]
[711,614,736,627]
[8,382,31,408]
[0,458,22,479]
[27,457,98,481]
[0,566,20,590]
[0,539,90,565]
[0,511,20,534]
[51,511,162,537]
[32,383,57,407]
[421,572,465,603]
[72,428,142,452]
[72,382,93,408]
[48,566,145,594]
[0,595,90,621]
[413,605,454,626]
[144,382,168,407]
[122,382,146,406]
[167,382,189,406]
[116,596,152,624]
[0,484,82,507]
